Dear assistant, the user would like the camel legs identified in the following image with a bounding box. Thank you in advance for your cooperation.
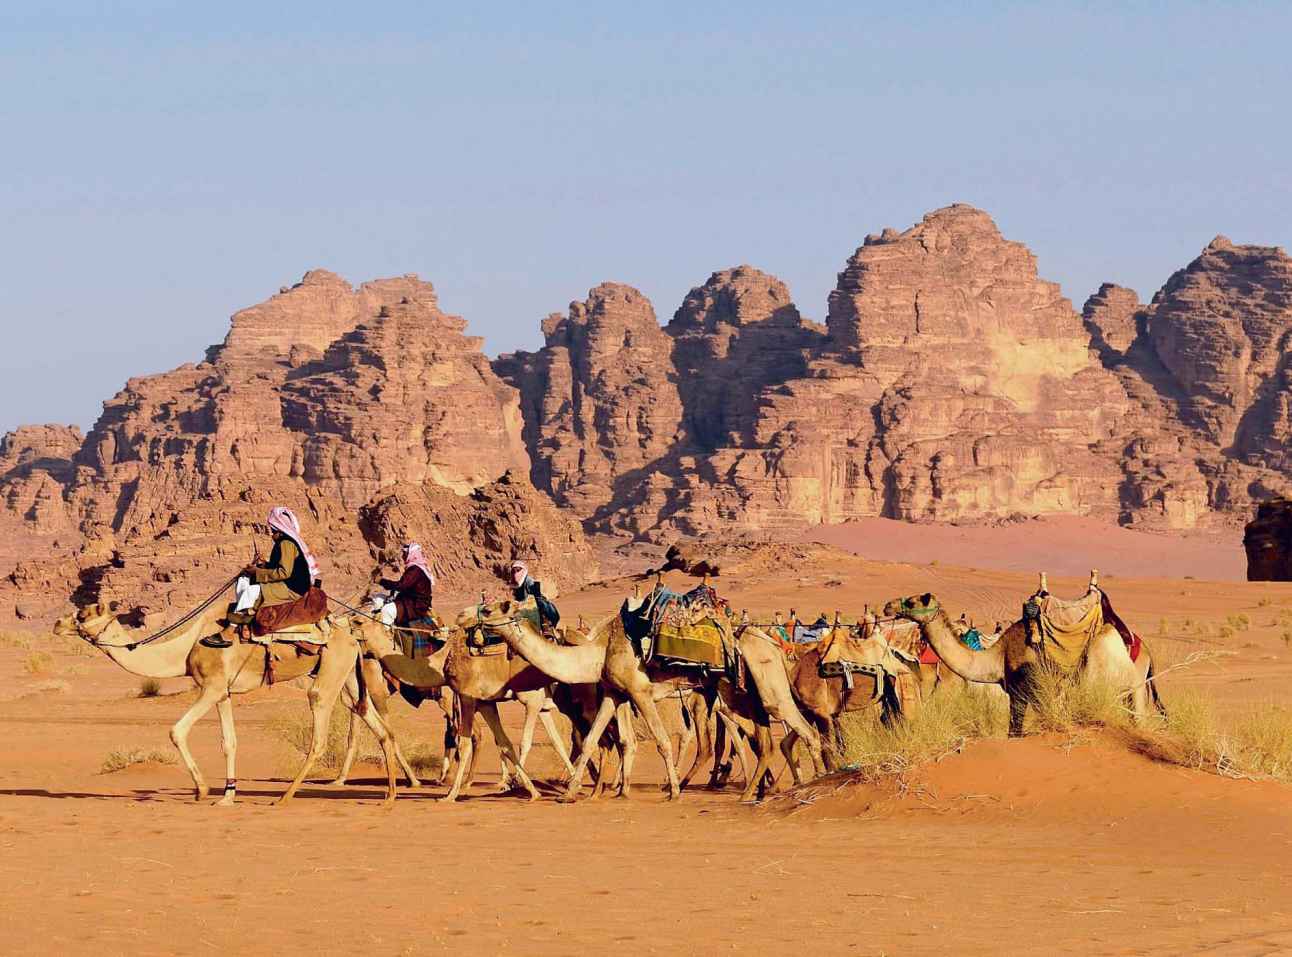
[338,679,398,806]
[479,701,539,801]
[214,695,238,807]
[170,681,226,801]
[627,687,680,800]
[615,701,637,798]
[559,695,618,803]
[539,704,575,779]
[278,650,380,806]
[442,695,478,802]
[679,692,715,791]
[739,722,776,803]
[331,665,421,789]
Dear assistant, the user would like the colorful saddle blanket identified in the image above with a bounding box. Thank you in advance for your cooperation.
[621,584,731,668]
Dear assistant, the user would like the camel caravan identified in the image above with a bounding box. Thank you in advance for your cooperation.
[52,506,1166,807]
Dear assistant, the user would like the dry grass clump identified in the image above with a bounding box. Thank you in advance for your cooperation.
[23,651,54,675]
[837,687,1007,780]
[137,677,163,698]
[270,707,352,770]
[101,747,177,773]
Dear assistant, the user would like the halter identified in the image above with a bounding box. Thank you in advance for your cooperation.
[894,596,942,622]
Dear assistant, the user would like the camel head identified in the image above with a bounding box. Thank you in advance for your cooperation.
[52,602,119,644]
[461,598,532,635]
[345,616,399,657]
[884,593,942,622]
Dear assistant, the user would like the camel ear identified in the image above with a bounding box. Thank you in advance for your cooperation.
[108,600,120,613]
[920,593,933,606]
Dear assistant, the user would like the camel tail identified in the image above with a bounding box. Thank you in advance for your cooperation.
[354,655,369,717]
[1145,658,1167,718]
[879,674,904,728]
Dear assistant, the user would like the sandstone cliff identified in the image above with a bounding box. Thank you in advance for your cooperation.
[6,204,1292,624]
[0,273,589,624]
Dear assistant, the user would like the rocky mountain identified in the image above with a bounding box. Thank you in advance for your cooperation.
[4,203,1292,622]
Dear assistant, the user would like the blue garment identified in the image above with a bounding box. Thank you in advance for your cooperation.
[961,628,983,651]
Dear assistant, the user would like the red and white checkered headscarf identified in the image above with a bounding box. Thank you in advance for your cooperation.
[402,542,435,586]
[266,506,320,580]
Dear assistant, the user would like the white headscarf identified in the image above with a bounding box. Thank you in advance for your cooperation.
[510,561,529,588]
[266,506,320,580]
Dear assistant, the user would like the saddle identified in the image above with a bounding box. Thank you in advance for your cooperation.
[621,586,733,671]
[1023,586,1103,671]
[252,587,329,638]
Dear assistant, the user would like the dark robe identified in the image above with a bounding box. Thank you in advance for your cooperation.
[379,566,434,626]
[513,576,560,628]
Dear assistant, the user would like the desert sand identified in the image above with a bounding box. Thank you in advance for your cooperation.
[2,528,1291,956]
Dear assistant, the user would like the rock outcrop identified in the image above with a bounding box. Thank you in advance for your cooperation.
[6,204,1292,623]
[0,273,587,624]
[1244,498,1292,581]
[495,283,682,517]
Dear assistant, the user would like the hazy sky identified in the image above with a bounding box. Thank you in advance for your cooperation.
[2,2,1289,434]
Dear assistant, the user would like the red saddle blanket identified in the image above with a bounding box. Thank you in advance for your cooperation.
[252,587,328,637]
[919,642,941,665]
[1127,631,1143,663]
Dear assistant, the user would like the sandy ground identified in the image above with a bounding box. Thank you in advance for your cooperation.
[2,530,1292,956]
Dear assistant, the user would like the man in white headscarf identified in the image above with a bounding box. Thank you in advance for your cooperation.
[209,507,320,646]
[510,561,560,633]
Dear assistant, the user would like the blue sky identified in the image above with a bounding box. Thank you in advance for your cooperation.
[2,2,1289,433]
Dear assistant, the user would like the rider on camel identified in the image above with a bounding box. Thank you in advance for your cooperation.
[510,561,560,634]
[372,542,435,627]
[209,506,320,646]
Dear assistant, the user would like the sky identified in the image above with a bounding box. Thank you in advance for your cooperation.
[2,1,1290,434]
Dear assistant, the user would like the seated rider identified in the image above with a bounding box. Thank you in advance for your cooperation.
[510,561,560,634]
[372,542,435,627]
[210,506,319,645]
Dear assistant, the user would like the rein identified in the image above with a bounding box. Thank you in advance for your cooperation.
[87,572,243,650]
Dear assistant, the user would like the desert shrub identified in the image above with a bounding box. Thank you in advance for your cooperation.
[138,678,162,698]
[1282,630,1292,646]
[101,747,177,773]
[1232,704,1292,781]
[270,707,351,769]
[404,742,443,777]
[23,651,54,675]
[1218,624,1235,639]
[1226,614,1250,632]
[1026,667,1131,733]
[0,630,33,650]
[837,687,1008,778]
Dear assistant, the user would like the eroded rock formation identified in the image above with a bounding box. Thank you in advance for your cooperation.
[0,273,584,624]
[5,204,1292,623]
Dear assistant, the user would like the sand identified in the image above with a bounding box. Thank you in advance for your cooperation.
[2,530,1291,955]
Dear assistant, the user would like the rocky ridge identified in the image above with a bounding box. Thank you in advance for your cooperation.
[5,204,1292,622]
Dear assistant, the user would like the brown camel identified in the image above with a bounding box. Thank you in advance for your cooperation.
[53,602,399,806]
[337,618,576,798]
[469,601,824,802]
[779,615,912,774]
[884,577,1157,736]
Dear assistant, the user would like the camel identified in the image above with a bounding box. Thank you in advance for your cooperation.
[469,599,825,803]
[884,573,1158,736]
[53,602,400,806]
[338,616,579,801]
[778,613,912,775]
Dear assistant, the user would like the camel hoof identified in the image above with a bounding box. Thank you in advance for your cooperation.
[405,778,421,789]
[438,794,459,804]
[327,778,347,787]
[555,791,579,805]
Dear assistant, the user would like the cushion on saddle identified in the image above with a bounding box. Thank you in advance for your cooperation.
[252,587,328,638]
[1128,631,1143,663]
[918,642,941,665]
[1035,590,1104,672]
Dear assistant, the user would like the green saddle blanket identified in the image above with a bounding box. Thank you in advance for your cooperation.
[654,617,728,668]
